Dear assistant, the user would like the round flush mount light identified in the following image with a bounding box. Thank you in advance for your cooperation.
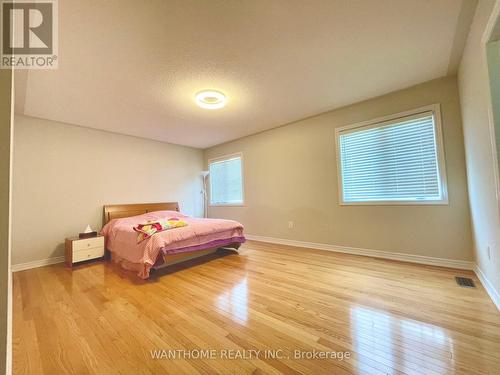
[195,90,227,109]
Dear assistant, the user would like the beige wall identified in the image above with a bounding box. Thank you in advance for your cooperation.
[12,115,204,266]
[205,76,473,261]
[458,0,500,297]
[0,70,12,374]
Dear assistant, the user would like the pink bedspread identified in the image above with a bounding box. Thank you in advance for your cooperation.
[100,211,245,278]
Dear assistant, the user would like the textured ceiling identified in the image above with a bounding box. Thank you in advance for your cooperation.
[15,0,476,148]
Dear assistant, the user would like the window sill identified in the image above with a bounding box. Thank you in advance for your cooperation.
[209,203,245,207]
[339,200,449,206]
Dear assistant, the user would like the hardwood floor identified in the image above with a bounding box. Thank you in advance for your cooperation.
[13,240,500,375]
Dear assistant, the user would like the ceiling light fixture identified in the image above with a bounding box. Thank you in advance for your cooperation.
[195,90,226,109]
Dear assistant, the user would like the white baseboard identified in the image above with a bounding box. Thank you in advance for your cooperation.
[474,265,500,311]
[11,256,65,272]
[245,234,474,270]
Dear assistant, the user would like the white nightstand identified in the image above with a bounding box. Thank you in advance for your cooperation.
[65,235,105,267]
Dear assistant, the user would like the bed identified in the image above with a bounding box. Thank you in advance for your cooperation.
[100,202,245,278]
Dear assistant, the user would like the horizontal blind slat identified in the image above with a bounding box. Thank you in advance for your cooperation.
[340,136,436,155]
[341,153,438,169]
[341,122,434,144]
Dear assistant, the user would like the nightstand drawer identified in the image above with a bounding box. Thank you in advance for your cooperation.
[72,236,104,251]
[73,247,104,263]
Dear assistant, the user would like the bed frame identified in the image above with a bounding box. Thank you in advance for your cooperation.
[102,202,240,269]
[103,202,180,225]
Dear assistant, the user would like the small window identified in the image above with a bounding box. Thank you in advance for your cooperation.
[335,105,448,205]
[209,153,244,206]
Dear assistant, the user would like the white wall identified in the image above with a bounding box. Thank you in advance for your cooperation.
[458,0,500,305]
[205,76,473,262]
[12,115,204,266]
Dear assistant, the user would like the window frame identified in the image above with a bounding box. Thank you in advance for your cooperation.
[334,104,448,206]
[208,152,245,207]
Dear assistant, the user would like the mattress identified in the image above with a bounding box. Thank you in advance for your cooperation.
[100,210,245,278]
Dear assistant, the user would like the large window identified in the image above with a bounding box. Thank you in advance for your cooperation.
[209,153,244,206]
[335,105,448,205]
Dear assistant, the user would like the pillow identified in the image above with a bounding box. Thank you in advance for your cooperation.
[148,210,189,219]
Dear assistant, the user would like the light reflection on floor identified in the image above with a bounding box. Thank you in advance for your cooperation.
[350,306,451,373]
[217,276,248,323]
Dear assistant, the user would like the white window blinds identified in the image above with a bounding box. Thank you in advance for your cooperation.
[209,155,243,205]
[337,110,447,204]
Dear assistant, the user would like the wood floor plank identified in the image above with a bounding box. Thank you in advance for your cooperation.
[13,240,500,374]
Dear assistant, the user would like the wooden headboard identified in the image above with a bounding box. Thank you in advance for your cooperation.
[102,202,180,225]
